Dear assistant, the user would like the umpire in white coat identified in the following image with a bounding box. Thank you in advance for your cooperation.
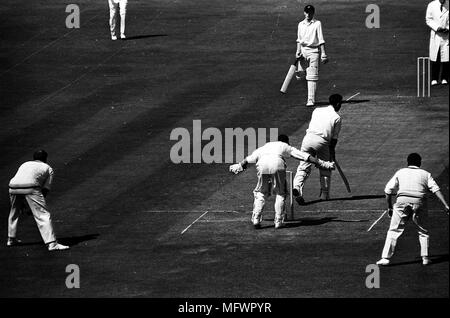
[426,0,449,85]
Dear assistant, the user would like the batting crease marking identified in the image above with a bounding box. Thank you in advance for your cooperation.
[181,211,209,234]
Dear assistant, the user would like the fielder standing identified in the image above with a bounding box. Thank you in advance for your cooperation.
[376,153,449,266]
[292,94,342,205]
[108,0,128,40]
[426,0,449,85]
[7,150,69,251]
[229,134,334,229]
[295,5,329,107]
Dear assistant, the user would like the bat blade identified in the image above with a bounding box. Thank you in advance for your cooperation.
[334,160,351,193]
[280,64,296,93]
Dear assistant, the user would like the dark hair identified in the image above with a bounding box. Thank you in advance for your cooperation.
[304,5,315,13]
[33,150,48,162]
[407,153,421,167]
[278,134,290,145]
[329,94,343,107]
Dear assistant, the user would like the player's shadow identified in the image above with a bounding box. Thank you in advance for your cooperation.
[303,194,385,206]
[257,217,368,229]
[17,233,99,247]
[283,216,368,228]
[124,34,168,40]
[387,254,449,267]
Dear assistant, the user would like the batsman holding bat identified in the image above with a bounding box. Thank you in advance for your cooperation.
[376,153,449,266]
[229,134,334,229]
[293,94,342,205]
[296,5,328,107]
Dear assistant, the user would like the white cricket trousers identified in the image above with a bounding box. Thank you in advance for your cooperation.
[293,133,331,195]
[8,191,56,244]
[108,0,128,36]
[253,170,287,223]
[381,197,429,259]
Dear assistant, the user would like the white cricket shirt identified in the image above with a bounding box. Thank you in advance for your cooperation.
[246,141,309,174]
[306,105,341,142]
[384,166,440,199]
[297,18,325,49]
[9,160,54,191]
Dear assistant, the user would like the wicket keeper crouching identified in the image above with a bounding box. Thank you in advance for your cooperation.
[229,134,334,229]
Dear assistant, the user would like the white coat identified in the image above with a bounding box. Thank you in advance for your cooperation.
[426,0,449,62]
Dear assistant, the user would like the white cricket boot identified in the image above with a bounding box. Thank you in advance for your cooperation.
[47,242,70,251]
[376,258,390,266]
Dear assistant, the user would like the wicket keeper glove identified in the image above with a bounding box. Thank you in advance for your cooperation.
[229,163,244,174]
[315,158,335,170]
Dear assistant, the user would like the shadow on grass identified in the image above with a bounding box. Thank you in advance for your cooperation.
[387,254,449,267]
[303,194,385,206]
[124,34,168,40]
[256,216,368,229]
[18,234,99,247]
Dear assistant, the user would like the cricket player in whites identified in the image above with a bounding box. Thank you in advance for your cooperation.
[7,150,69,251]
[108,0,128,40]
[229,134,334,229]
[296,5,329,107]
[293,94,342,204]
[426,0,449,85]
[376,153,450,266]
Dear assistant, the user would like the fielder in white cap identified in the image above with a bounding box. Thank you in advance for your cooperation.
[376,153,449,266]
[295,4,329,107]
[229,134,335,229]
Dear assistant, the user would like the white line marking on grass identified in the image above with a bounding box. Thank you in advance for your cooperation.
[181,211,209,235]
[0,12,102,77]
[346,92,360,101]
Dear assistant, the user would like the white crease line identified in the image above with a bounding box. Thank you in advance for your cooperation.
[181,211,209,235]
[0,13,101,77]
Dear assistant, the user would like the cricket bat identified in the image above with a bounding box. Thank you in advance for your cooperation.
[280,58,299,93]
[334,160,351,193]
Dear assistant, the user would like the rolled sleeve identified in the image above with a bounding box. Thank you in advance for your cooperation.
[384,174,399,195]
[427,173,440,193]
[289,147,309,161]
[42,167,54,190]
[332,118,342,140]
[316,21,325,45]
